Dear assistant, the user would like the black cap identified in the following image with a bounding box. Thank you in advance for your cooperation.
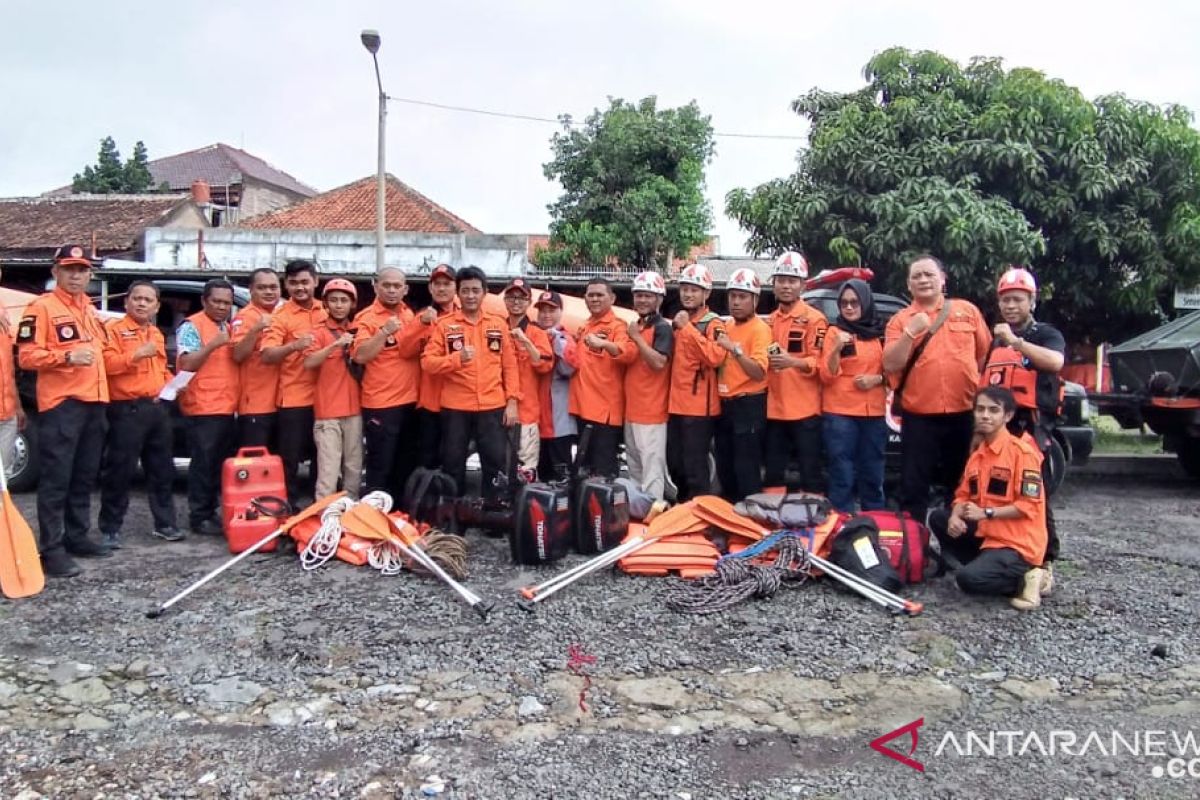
[54,243,93,268]
[534,290,563,309]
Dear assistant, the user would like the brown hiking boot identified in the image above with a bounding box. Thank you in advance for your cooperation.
[1040,563,1054,597]
[1011,568,1046,611]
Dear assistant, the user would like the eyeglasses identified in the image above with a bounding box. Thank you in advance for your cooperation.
[838,298,861,309]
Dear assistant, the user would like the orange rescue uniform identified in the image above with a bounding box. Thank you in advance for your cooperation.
[819,325,887,417]
[668,309,727,417]
[624,316,672,425]
[717,316,772,398]
[421,310,520,411]
[17,287,109,411]
[351,300,423,409]
[102,316,172,401]
[0,326,19,421]
[568,310,638,425]
[309,321,362,420]
[511,319,554,425]
[885,298,990,414]
[230,304,281,416]
[954,428,1047,566]
[261,299,327,409]
[767,300,827,420]
[178,312,239,416]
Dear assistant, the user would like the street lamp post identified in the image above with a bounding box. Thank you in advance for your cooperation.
[361,29,386,273]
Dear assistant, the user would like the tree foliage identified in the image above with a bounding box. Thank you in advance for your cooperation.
[538,97,715,272]
[72,137,157,194]
[726,48,1200,338]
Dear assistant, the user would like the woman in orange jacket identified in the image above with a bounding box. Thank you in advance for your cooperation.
[819,279,888,512]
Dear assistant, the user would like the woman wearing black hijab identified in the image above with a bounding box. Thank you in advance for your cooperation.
[818,279,888,511]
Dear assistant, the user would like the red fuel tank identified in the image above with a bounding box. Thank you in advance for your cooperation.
[221,447,286,528]
[225,510,280,554]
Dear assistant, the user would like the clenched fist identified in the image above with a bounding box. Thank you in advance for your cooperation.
[905,312,931,338]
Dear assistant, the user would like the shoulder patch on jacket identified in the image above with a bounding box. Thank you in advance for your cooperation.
[1021,469,1043,498]
[16,315,36,343]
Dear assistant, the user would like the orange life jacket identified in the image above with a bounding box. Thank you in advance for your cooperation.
[980,345,1041,410]
[179,311,239,416]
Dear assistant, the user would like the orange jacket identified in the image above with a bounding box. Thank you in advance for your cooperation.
[668,308,727,417]
[230,303,281,415]
[511,318,554,425]
[624,314,673,425]
[819,325,886,417]
[102,315,172,401]
[261,299,327,409]
[17,288,109,411]
[718,316,772,398]
[178,311,239,416]
[767,301,827,420]
[885,298,991,415]
[568,310,638,425]
[0,326,18,421]
[308,320,362,420]
[421,310,520,412]
[351,300,423,409]
[954,428,1047,566]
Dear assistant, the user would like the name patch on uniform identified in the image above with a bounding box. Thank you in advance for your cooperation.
[968,474,979,497]
[486,330,503,352]
[447,331,464,351]
[16,316,35,342]
[787,330,805,354]
[1021,469,1043,498]
[55,321,80,342]
[986,467,1011,497]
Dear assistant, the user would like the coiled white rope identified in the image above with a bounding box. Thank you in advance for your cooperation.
[298,494,358,571]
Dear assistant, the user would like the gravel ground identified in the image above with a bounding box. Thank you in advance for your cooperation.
[1,474,1198,799]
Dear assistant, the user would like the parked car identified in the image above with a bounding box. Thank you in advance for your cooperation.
[9,280,250,492]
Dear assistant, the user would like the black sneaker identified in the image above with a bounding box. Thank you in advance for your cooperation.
[152,526,186,542]
[102,531,123,550]
[192,519,223,536]
[42,550,81,578]
[65,537,113,558]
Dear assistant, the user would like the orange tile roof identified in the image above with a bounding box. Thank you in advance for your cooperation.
[241,174,480,234]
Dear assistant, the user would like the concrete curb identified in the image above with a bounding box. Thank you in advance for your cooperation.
[1070,453,1190,480]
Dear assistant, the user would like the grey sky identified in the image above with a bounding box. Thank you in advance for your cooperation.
[2,0,1197,256]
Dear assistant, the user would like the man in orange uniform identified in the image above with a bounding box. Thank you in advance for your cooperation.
[764,251,828,493]
[667,264,727,501]
[883,255,991,521]
[0,263,25,485]
[98,281,181,548]
[501,279,554,478]
[261,259,326,506]
[352,266,428,499]
[421,266,520,501]
[624,271,673,501]
[176,279,240,536]
[928,387,1049,611]
[304,280,363,499]
[714,268,773,502]
[231,267,281,448]
[568,278,637,478]
[411,263,460,471]
[17,244,112,576]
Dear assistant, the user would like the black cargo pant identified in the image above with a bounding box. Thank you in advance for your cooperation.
[276,405,316,506]
[99,398,177,536]
[362,403,416,501]
[36,399,107,555]
[578,421,621,479]
[539,434,577,483]
[715,392,767,502]
[412,407,443,470]
[441,408,507,502]
[898,410,974,522]
[763,415,825,493]
[185,414,235,530]
[928,509,1034,596]
[237,412,277,450]
[667,414,714,501]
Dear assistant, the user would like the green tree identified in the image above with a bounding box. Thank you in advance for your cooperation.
[72,137,156,193]
[539,97,715,272]
[726,48,1200,338]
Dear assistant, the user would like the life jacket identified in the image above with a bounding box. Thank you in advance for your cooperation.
[691,311,720,400]
[980,343,1040,410]
[179,311,239,416]
[617,527,719,579]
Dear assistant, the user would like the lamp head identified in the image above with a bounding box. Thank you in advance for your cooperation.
[360,30,381,54]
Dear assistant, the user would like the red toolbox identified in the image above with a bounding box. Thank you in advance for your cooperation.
[221,447,286,528]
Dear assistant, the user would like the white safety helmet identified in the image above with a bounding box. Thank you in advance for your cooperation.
[773,250,809,279]
[677,263,714,290]
[631,271,667,296]
[726,268,762,296]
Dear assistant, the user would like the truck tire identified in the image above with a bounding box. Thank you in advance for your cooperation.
[7,420,39,493]
[1044,436,1067,497]
[1177,441,1200,480]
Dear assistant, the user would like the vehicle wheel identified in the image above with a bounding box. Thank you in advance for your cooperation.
[7,421,39,493]
[1044,436,1067,497]
[1177,441,1200,479]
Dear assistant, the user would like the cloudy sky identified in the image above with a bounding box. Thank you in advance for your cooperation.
[3,0,1198,256]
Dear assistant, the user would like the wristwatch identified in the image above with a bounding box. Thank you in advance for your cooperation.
[733,344,744,357]
[984,508,995,520]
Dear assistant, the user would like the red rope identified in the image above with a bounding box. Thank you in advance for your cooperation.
[566,644,597,712]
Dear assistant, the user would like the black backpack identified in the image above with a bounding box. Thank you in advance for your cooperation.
[828,515,902,594]
[402,468,460,533]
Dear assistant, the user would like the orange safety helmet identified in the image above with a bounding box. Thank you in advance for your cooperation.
[997,267,1037,296]
[322,278,358,300]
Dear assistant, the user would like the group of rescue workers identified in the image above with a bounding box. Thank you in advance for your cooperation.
[7,243,1064,612]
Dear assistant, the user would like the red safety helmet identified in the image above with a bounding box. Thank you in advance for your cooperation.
[322,278,358,300]
[997,267,1037,296]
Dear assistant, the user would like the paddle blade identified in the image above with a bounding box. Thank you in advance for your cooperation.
[0,489,44,599]
[692,495,767,541]
[645,503,707,539]
[340,503,415,545]
[280,492,348,534]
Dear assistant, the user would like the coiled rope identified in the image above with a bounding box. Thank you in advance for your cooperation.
[299,494,360,571]
[665,532,812,615]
